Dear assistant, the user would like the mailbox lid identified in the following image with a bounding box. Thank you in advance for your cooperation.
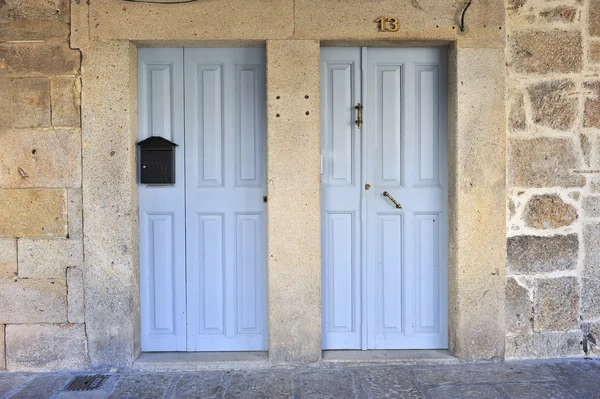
[137,136,178,151]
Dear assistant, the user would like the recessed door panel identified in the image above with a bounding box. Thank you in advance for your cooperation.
[322,47,448,350]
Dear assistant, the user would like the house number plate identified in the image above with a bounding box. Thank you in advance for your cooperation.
[375,17,400,32]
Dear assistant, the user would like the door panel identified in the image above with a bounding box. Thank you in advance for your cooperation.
[321,47,448,350]
[138,48,187,352]
[185,48,267,351]
[321,48,362,349]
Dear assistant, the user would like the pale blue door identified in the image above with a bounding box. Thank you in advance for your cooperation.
[321,47,449,350]
[138,48,267,352]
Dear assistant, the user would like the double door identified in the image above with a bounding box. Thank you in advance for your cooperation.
[138,48,267,352]
[321,47,448,349]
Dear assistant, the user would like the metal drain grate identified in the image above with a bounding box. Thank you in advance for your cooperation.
[64,375,109,391]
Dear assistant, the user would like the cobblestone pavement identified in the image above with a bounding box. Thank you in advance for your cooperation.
[0,359,599,398]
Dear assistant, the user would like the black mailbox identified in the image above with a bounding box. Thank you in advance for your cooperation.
[137,136,178,185]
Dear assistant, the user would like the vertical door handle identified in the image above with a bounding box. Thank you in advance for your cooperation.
[355,103,363,128]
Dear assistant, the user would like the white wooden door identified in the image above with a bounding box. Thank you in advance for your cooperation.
[139,48,267,352]
[321,47,448,350]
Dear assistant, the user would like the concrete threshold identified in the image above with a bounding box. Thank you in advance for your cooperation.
[321,349,463,366]
[134,351,270,372]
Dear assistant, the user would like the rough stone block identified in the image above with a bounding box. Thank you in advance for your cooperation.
[67,267,84,323]
[507,234,578,274]
[508,138,585,188]
[582,278,600,319]
[505,331,582,359]
[538,7,578,23]
[51,77,80,127]
[0,325,4,370]
[591,42,600,64]
[582,196,600,218]
[508,92,526,132]
[506,278,533,335]
[0,189,67,237]
[5,324,87,371]
[12,78,50,128]
[0,79,12,130]
[0,129,82,188]
[0,43,80,77]
[0,239,16,278]
[509,30,582,74]
[0,20,69,41]
[523,194,577,229]
[534,277,579,332]
[583,222,600,278]
[591,0,600,37]
[67,188,83,239]
[528,80,577,131]
[0,0,69,22]
[0,278,66,323]
[18,239,83,279]
[584,81,600,128]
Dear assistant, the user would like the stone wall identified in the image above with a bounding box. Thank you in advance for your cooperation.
[0,0,87,370]
[505,0,600,358]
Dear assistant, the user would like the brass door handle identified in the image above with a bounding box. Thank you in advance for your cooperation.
[383,191,402,209]
[355,103,363,128]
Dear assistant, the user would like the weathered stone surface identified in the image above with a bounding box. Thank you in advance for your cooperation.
[508,138,585,188]
[591,0,600,37]
[428,385,502,399]
[296,370,354,399]
[0,129,82,188]
[0,189,67,237]
[508,91,526,132]
[67,267,85,323]
[523,194,578,229]
[0,374,30,397]
[354,367,423,398]
[507,0,525,12]
[505,331,582,359]
[509,30,582,74]
[534,277,579,332]
[415,363,554,385]
[5,324,87,371]
[108,375,174,399]
[12,78,50,128]
[225,371,293,399]
[538,7,578,23]
[583,222,600,278]
[0,43,80,77]
[506,278,533,334]
[67,188,83,239]
[582,196,600,218]
[174,372,226,399]
[18,239,83,279]
[51,77,80,127]
[0,279,66,323]
[545,360,600,397]
[0,239,16,278]
[591,42,600,64]
[507,234,578,274]
[0,79,12,130]
[0,20,69,41]
[7,375,71,399]
[528,80,577,131]
[0,0,69,22]
[0,324,4,370]
[584,81,600,128]
[582,278,600,319]
[580,133,592,167]
[502,383,578,399]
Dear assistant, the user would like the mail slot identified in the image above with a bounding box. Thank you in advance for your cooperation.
[137,136,178,185]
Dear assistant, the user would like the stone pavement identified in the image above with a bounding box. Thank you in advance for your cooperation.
[0,359,599,398]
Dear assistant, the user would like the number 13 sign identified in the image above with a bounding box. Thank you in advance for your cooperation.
[375,17,400,32]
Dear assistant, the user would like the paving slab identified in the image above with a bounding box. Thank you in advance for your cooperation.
[107,374,174,399]
[295,369,355,399]
[414,362,555,385]
[352,367,423,399]
[500,382,578,399]
[427,385,504,399]
[223,371,292,399]
[7,374,69,399]
[543,360,600,398]
[172,372,226,399]
[0,374,31,398]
